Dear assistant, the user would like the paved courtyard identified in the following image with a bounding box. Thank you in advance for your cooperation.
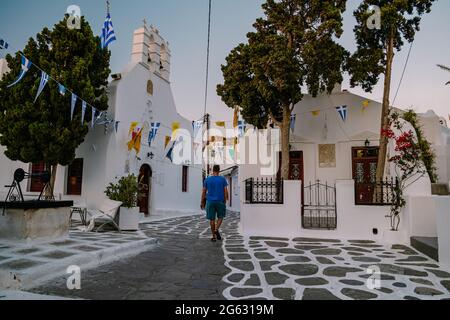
[29,213,450,300]
[0,225,156,291]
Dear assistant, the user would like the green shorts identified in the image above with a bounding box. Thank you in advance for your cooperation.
[206,201,226,221]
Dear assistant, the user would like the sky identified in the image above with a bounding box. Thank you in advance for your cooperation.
[1,0,449,123]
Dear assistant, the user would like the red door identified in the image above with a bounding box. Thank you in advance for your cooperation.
[352,147,379,205]
[277,151,304,181]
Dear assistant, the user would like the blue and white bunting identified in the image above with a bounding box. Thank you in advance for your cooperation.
[238,120,247,138]
[58,84,66,96]
[101,13,117,49]
[193,121,203,140]
[81,101,87,124]
[148,122,161,146]
[166,141,175,163]
[91,107,97,128]
[7,55,32,88]
[33,71,50,103]
[290,114,297,133]
[336,105,348,122]
[71,94,77,121]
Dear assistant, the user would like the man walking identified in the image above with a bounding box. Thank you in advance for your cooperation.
[201,165,229,242]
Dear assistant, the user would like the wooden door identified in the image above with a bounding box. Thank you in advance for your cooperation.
[138,164,152,215]
[277,151,304,181]
[289,151,304,181]
[352,147,379,204]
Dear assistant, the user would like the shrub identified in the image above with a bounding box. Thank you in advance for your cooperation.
[105,175,138,209]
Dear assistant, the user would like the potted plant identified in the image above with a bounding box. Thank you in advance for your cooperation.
[105,174,140,231]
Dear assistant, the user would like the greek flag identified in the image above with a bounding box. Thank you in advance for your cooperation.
[0,39,8,50]
[81,101,87,124]
[71,93,77,120]
[58,83,66,96]
[101,13,117,49]
[336,105,348,122]
[7,55,32,88]
[238,120,247,138]
[193,121,203,142]
[34,71,50,103]
[148,122,161,146]
[91,107,97,128]
[290,114,297,133]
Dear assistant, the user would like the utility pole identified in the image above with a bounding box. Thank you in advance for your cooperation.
[205,113,211,176]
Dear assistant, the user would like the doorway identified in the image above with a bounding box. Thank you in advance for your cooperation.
[352,147,379,204]
[138,164,152,216]
[277,151,304,181]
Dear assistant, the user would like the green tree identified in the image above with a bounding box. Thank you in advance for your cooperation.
[217,0,347,179]
[437,64,450,85]
[0,15,110,195]
[347,0,435,182]
[402,110,437,183]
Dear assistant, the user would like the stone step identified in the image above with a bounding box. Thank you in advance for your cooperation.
[410,237,439,262]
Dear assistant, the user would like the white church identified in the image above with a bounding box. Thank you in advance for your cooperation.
[0,22,203,218]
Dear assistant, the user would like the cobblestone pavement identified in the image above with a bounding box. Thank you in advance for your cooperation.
[30,213,450,300]
[29,214,235,300]
[0,225,155,290]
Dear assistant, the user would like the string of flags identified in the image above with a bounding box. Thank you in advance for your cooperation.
[148,123,161,146]
[335,105,348,122]
[6,53,112,130]
[290,114,296,133]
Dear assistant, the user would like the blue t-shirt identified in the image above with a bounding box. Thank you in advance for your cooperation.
[204,176,228,202]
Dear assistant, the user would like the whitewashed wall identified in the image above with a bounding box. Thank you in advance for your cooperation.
[436,197,450,269]
[0,25,203,215]
[240,180,410,243]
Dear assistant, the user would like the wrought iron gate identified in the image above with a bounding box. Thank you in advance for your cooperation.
[302,181,337,230]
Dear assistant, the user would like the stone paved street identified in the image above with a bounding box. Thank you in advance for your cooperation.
[29,213,450,300]
[0,225,156,291]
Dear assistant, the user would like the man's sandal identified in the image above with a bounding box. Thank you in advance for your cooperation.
[215,230,222,241]
[211,237,217,242]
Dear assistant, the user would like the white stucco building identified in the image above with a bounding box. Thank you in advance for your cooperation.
[238,84,450,252]
[0,23,203,218]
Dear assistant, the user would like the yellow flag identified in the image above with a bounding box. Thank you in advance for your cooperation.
[165,136,171,149]
[233,108,239,128]
[171,122,180,139]
[311,111,320,117]
[127,128,142,154]
[215,121,226,128]
[133,130,142,154]
[129,122,139,136]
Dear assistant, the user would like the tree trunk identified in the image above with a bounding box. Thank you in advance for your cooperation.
[280,106,291,180]
[376,32,395,182]
[45,164,57,199]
